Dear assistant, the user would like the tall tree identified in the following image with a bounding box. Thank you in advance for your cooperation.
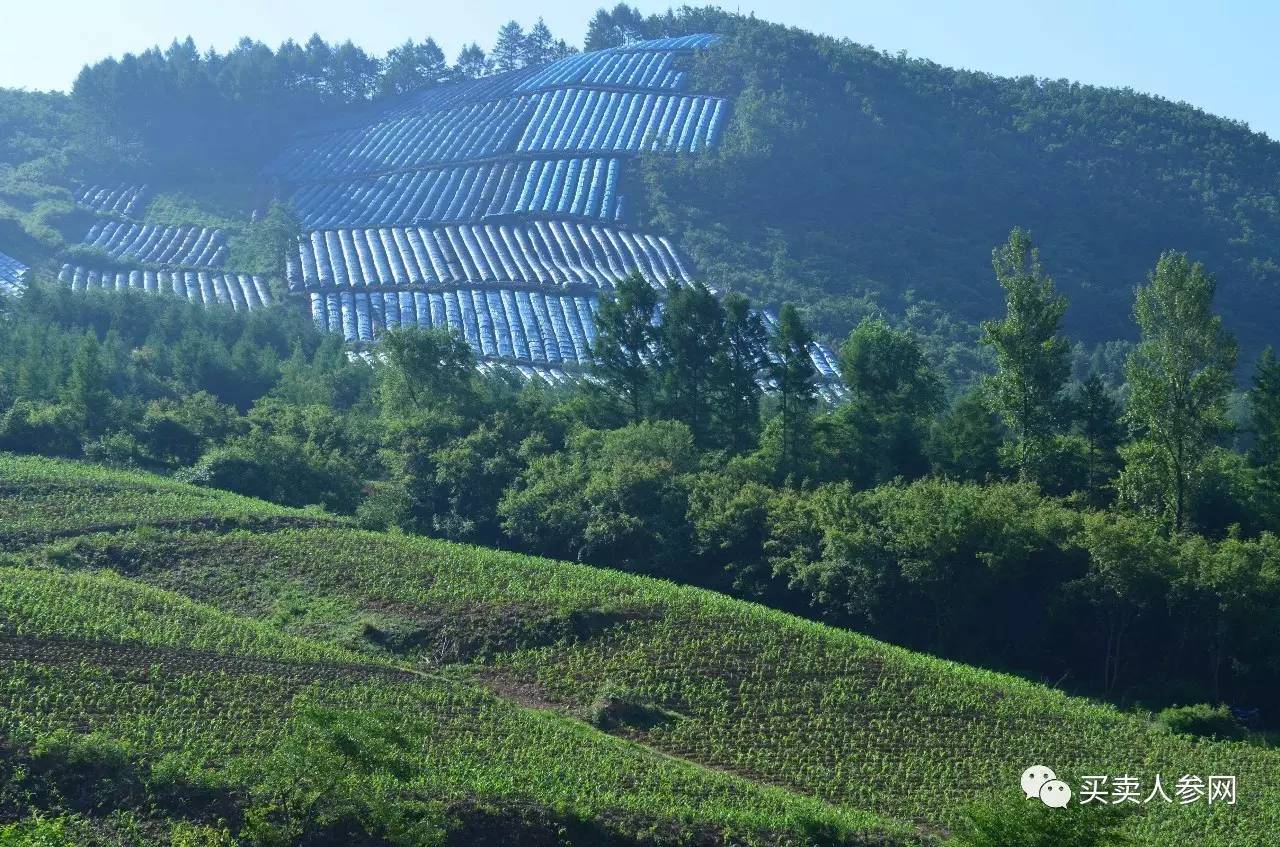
[1073,373,1124,498]
[380,38,448,96]
[453,43,489,79]
[769,304,817,483]
[714,293,768,453]
[1122,251,1237,531]
[980,228,1070,479]
[377,326,476,418]
[63,333,111,436]
[585,4,650,51]
[591,272,659,423]
[839,317,943,482]
[522,18,567,66]
[654,284,727,446]
[1248,347,1280,470]
[492,21,527,73]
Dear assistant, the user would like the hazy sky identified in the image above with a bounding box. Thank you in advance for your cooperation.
[1,1,1276,139]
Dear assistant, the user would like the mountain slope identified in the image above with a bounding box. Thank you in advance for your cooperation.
[636,12,1280,361]
[3,453,1277,846]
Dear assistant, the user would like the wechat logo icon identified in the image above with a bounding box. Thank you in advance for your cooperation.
[1022,765,1072,808]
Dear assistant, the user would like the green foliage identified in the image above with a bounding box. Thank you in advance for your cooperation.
[952,793,1132,847]
[590,271,660,423]
[1157,704,1247,741]
[981,228,1070,479]
[1122,252,1237,530]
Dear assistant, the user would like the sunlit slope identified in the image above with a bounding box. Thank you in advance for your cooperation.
[0,541,899,845]
[4,453,1280,845]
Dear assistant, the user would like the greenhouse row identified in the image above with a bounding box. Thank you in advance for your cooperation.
[270,97,533,180]
[82,221,227,268]
[0,249,27,296]
[290,155,625,229]
[515,48,687,93]
[57,264,272,311]
[288,222,691,291]
[77,184,148,217]
[308,286,599,362]
[515,89,724,154]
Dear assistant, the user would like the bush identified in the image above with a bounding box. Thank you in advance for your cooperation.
[1157,704,1247,741]
[0,400,83,457]
[179,432,361,513]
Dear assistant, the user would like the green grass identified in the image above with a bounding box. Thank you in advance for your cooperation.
[4,453,1280,845]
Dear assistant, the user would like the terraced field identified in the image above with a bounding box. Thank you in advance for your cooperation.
[3,453,1277,845]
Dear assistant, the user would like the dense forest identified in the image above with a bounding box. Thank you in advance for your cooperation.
[4,222,1280,731]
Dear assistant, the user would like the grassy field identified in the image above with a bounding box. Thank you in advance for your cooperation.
[2,453,1278,845]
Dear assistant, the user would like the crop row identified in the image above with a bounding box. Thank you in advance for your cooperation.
[310,285,598,359]
[288,222,691,291]
[516,47,688,93]
[76,184,148,217]
[52,522,1272,847]
[82,220,227,268]
[515,89,726,155]
[57,264,272,311]
[290,155,625,228]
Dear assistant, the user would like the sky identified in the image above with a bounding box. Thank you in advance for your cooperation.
[1,0,1276,139]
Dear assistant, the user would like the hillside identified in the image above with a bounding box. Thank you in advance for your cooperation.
[4,9,1279,382]
[2,453,1277,846]
[635,13,1280,362]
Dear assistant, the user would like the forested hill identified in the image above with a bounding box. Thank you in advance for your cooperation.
[2,5,1280,365]
[633,12,1280,357]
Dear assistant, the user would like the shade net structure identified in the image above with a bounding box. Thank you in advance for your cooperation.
[272,35,845,394]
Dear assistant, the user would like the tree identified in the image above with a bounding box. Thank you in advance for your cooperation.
[63,333,112,436]
[453,43,489,80]
[492,21,527,73]
[1121,252,1236,531]
[523,18,572,67]
[585,4,651,50]
[380,38,448,96]
[1248,347,1280,470]
[1073,374,1124,498]
[654,283,727,446]
[927,390,1005,482]
[591,272,659,423]
[980,228,1070,479]
[768,304,817,483]
[714,293,768,453]
[376,327,477,419]
[839,317,942,482]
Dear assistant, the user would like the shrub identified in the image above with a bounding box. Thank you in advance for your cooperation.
[1157,704,1247,741]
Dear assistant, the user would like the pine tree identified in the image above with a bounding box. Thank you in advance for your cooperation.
[1074,373,1123,496]
[769,304,817,483]
[591,272,659,423]
[715,293,767,453]
[1249,347,1280,469]
[380,38,448,96]
[492,21,527,73]
[63,333,111,436]
[453,43,489,80]
[654,283,727,447]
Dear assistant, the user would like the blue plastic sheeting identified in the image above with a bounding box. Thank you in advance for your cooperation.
[516,49,684,93]
[0,249,27,295]
[57,264,271,310]
[83,221,227,268]
[77,184,148,217]
[308,286,599,360]
[271,97,536,180]
[289,223,692,291]
[515,90,724,155]
[627,34,721,50]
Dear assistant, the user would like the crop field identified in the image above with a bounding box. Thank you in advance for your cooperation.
[0,453,1272,846]
[0,454,915,845]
